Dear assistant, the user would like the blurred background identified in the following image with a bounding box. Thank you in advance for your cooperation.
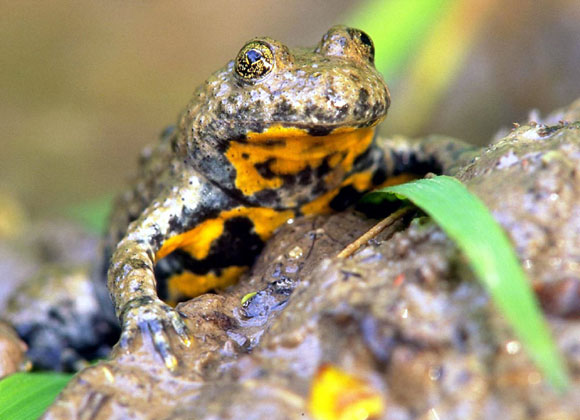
[2,0,580,229]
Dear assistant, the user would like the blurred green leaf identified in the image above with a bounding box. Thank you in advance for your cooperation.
[348,0,499,135]
[67,195,113,234]
[0,372,72,420]
[347,0,453,75]
[367,175,569,391]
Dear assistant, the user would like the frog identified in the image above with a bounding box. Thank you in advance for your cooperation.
[102,25,474,371]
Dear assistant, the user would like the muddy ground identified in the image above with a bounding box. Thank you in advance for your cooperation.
[2,99,580,419]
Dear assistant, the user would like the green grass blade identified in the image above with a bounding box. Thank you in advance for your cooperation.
[366,175,569,391]
[0,372,72,420]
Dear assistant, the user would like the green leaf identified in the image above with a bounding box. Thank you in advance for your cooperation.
[67,195,113,234]
[367,175,569,391]
[0,372,72,420]
[347,0,454,75]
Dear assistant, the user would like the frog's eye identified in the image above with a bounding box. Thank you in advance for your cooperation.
[348,28,375,64]
[235,41,274,81]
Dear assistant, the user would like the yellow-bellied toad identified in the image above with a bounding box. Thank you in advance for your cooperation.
[105,26,472,370]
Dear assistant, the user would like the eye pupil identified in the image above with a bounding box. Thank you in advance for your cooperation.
[246,49,262,63]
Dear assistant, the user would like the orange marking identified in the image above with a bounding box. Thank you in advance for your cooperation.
[156,217,223,261]
[301,171,420,216]
[301,171,374,216]
[347,171,374,191]
[226,125,376,196]
[156,207,294,302]
[299,188,340,216]
[376,173,417,188]
[156,207,294,262]
[167,266,247,302]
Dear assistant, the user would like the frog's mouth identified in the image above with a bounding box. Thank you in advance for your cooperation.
[257,114,385,137]
[225,124,378,197]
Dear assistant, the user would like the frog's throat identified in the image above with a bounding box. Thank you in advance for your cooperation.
[225,124,377,197]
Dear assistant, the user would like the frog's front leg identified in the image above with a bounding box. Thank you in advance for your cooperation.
[108,235,190,371]
[107,176,213,370]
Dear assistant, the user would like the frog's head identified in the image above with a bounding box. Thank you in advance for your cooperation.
[228,25,389,134]
[179,26,390,205]
[184,25,389,139]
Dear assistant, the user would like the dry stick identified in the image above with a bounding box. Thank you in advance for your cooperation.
[337,206,414,259]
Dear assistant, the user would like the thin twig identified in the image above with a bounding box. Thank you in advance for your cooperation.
[337,207,413,259]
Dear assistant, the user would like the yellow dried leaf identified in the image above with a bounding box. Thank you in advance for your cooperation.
[309,364,384,420]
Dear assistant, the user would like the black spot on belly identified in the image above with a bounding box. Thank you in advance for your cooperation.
[353,144,373,168]
[371,167,387,185]
[252,188,281,206]
[315,157,332,178]
[329,185,364,212]
[254,159,277,179]
[155,216,265,299]
[255,159,315,188]
[307,126,333,136]
[296,165,314,186]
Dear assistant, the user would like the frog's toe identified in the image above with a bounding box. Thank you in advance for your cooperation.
[148,321,178,371]
[171,310,191,347]
[119,297,190,370]
[118,319,138,350]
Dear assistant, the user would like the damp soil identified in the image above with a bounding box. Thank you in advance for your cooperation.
[36,98,580,419]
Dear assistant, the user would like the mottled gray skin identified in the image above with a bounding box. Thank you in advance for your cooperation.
[105,25,474,370]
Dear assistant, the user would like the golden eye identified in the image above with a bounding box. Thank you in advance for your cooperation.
[235,41,274,81]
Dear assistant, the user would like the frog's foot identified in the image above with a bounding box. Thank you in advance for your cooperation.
[118,296,191,371]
